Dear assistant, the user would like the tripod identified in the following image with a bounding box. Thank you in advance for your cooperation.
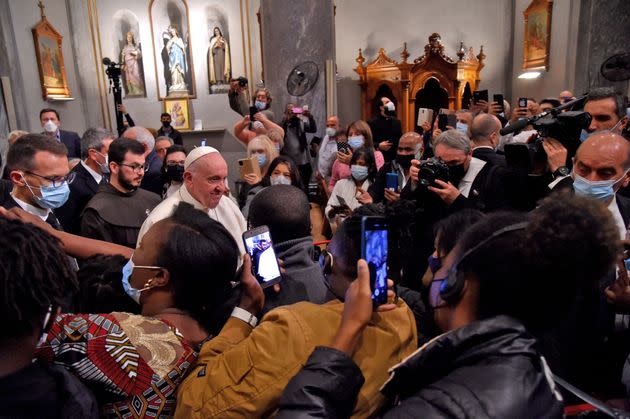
[103,57,125,136]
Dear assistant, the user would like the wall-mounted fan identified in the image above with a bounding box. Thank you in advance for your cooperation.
[600,53,630,82]
[286,61,319,96]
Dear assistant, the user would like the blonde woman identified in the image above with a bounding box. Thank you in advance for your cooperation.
[239,135,279,216]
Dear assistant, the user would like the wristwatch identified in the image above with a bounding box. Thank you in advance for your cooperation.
[552,166,569,179]
[231,307,258,328]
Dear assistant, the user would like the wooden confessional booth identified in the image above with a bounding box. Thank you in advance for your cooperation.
[354,33,486,132]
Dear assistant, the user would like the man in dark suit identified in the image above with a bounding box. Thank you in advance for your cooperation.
[470,113,506,167]
[40,108,81,158]
[369,97,403,163]
[56,128,115,234]
[122,126,164,196]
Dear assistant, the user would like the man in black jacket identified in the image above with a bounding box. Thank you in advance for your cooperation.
[369,97,403,163]
[470,113,506,167]
[276,193,619,419]
[40,108,82,158]
[56,128,115,234]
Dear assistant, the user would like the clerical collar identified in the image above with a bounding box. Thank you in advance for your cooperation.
[11,193,50,220]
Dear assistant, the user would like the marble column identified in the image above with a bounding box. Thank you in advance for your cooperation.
[259,0,335,139]
[574,0,630,94]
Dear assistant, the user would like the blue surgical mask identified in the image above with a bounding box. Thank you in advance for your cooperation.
[456,122,468,135]
[270,175,291,186]
[427,254,441,274]
[347,135,365,150]
[572,171,626,202]
[580,129,590,142]
[351,165,369,181]
[121,256,161,304]
[581,119,624,142]
[23,175,70,209]
[253,153,267,168]
[255,100,266,110]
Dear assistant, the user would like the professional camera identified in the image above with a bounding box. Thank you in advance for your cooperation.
[236,76,248,87]
[418,158,450,187]
[102,57,124,136]
[530,111,592,155]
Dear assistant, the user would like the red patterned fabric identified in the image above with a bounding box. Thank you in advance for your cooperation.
[36,312,197,418]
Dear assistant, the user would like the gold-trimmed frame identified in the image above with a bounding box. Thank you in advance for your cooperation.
[32,14,71,100]
[148,0,196,100]
[523,0,553,70]
[163,98,191,131]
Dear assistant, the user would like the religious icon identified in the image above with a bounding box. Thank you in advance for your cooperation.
[32,1,71,99]
[120,31,146,97]
[149,0,195,99]
[208,26,231,87]
[523,0,553,70]
[163,98,190,130]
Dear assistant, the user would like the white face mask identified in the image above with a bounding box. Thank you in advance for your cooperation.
[44,120,58,133]
[385,102,395,112]
[326,127,337,137]
[270,175,291,186]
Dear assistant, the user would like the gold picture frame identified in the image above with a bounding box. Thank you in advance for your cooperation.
[163,98,191,131]
[32,3,71,100]
[523,0,553,71]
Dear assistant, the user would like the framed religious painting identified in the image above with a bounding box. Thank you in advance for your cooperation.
[32,4,71,100]
[163,98,191,130]
[523,0,553,70]
[149,0,196,99]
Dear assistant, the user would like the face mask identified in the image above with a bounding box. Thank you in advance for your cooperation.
[581,119,624,142]
[96,152,110,174]
[351,165,369,181]
[428,255,442,275]
[347,135,365,150]
[162,121,171,128]
[572,171,626,202]
[165,164,184,182]
[396,154,414,170]
[270,175,291,186]
[456,122,468,135]
[253,153,267,168]
[23,175,70,209]
[385,102,395,112]
[44,120,57,133]
[449,163,466,185]
[121,257,161,304]
[255,100,266,110]
[326,127,337,137]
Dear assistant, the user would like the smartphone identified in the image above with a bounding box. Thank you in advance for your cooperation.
[438,114,448,131]
[238,156,261,179]
[242,226,282,288]
[336,195,348,207]
[337,141,351,154]
[386,172,399,191]
[446,114,457,128]
[361,216,388,306]
[493,94,504,112]
[417,108,434,127]
[518,97,528,108]
[473,89,488,103]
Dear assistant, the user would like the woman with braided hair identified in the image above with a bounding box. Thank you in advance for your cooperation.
[33,202,263,418]
[0,217,98,417]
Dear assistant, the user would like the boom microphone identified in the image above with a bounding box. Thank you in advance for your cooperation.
[500,118,530,136]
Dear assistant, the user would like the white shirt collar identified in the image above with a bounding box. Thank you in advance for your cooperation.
[81,160,103,184]
[472,145,494,151]
[11,193,50,220]
[607,196,627,239]
[457,157,486,198]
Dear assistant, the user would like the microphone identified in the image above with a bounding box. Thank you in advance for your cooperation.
[500,118,530,136]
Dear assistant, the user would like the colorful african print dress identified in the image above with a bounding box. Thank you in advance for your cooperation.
[36,312,197,418]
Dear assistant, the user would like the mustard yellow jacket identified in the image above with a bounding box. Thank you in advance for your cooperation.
[175,299,417,418]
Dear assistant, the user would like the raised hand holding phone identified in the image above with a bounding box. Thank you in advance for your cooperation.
[242,226,282,289]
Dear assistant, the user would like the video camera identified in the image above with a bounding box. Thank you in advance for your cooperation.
[102,57,125,136]
[235,76,248,87]
[418,157,450,187]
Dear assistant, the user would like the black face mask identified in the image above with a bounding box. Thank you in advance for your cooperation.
[165,164,184,182]
[396,154,414,170]
[162,121,171,128]
[449,163,466,185]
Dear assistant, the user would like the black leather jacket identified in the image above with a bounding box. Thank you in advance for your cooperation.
[277,315,564,419]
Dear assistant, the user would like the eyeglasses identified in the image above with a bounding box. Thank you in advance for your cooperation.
[24,171,76,187]
[119,163,149,173]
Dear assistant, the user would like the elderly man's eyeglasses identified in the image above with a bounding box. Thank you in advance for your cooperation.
[23,171,76,187]
[119,163,149,173]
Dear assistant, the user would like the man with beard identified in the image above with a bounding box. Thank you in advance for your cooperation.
[81,138,161,248]
[368,132,423,203]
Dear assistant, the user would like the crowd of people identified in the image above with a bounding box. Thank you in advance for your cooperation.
[0,81,630,418]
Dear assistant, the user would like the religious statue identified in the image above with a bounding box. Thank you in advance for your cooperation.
[207,26,231,86]
[163,25,188,95]
[120,31,145,97]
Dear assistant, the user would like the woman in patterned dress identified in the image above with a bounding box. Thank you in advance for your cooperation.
[35,203,256,418]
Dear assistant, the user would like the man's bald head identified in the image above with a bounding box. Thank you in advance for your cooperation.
[397,132,423,157]
[470,113,501,147]
[574,132,630,182]
[122,126,155,153]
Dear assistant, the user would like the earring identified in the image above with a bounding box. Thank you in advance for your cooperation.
[143,278,153,288]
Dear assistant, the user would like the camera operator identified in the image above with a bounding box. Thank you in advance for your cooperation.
[228,77,250,117]
[281,103,317,186]
[583,87,628,137]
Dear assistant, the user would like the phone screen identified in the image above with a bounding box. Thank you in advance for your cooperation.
[362,217,388,305]
[438,114,448,131]
[243,228,281,287]
[386,172,399,191]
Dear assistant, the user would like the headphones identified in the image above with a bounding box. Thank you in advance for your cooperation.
[439,222,528,305]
